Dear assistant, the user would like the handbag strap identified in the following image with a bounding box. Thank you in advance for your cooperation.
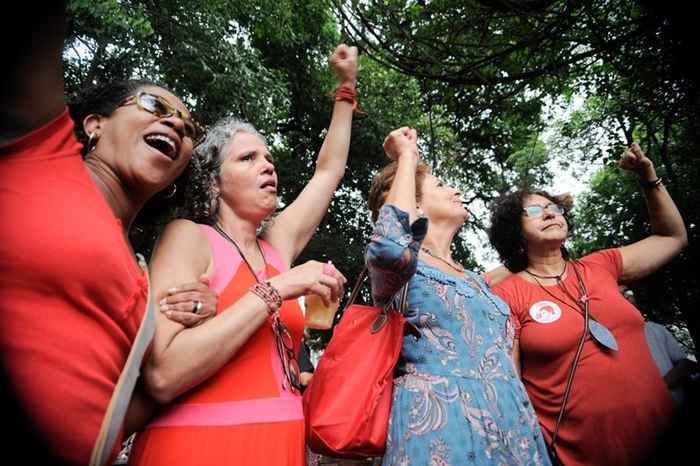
[89,255,157,466]
[343,264,410,335]
[549,286,590,457]
[344,266,369,310]
[344,265,408,314]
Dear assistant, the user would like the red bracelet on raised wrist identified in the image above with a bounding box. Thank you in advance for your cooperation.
[332,84,364,114]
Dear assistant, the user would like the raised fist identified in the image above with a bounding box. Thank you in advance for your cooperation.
[618,142,655,179]
[329,44,358,87]
[383,126,419,162]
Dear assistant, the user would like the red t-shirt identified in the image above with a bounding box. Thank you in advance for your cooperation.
[0,110,147,464]
[493,249,674,466]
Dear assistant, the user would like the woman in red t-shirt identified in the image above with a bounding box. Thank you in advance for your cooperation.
[1,5,217,465]
[486,144,687,466]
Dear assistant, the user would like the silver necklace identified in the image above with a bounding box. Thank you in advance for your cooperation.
[420,246,465,274]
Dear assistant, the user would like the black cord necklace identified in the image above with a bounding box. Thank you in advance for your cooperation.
[420,246,465,274]
[214,225,299,394]
[526,260,618,351]
[524,261,568,281]
[525,261,586,315]
[213,223,267,283]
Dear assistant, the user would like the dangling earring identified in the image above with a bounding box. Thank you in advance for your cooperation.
[86,132,100,153]
[416,205,424,217]
[207,184,220,221]
[163,184,177,199]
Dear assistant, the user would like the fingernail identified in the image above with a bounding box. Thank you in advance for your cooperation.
[168,287,177,295]
[160,304,169,312]
[159,298,166,305]
[166,311,173,318]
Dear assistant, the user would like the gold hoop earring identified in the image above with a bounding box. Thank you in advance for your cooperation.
[163,184,177,199]
[86,132,100,153]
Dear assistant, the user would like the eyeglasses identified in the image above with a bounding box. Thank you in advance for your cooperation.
[522,203,565,217]
[119,91,206,146]
[272,315,302,392]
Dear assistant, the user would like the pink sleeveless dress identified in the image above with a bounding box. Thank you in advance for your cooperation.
[129,225,305,465]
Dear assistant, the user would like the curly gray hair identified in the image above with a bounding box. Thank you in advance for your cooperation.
[177,116,266,224]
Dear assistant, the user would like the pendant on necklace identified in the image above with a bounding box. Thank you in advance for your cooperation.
[574,293,617,350]
[589,319,618,351]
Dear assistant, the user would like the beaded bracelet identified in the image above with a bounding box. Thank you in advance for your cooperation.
[250,281,283,315]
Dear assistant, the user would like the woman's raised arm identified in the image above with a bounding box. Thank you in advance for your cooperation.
[617,143,687,282]
[264,44,357,265]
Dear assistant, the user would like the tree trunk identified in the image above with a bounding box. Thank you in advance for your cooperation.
[658,113,677,184]
[83,40,105,88]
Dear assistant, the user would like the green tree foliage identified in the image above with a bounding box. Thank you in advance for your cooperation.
[548,2,700,350]
[64,0,698,350]
[334,0,699,351]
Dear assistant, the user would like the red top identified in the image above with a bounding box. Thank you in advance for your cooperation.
[0,110,147,465]
[493,249,674,466]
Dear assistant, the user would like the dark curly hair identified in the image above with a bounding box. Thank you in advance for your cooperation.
[68,79,170,156]
[488,188,575,272]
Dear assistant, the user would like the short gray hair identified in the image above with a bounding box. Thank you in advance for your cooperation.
[178,116,266,224]
[197,116,265,168]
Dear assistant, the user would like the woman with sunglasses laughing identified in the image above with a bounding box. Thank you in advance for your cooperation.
[0,4,217,465]
[487,143,687,466]
[127,44,356,466]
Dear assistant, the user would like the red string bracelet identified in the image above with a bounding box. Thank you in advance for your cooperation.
[332,84,365,115]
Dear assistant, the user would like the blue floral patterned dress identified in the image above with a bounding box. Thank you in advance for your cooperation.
[367,206,550,466]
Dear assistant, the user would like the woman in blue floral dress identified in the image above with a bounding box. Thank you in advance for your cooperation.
[366,127,550,466]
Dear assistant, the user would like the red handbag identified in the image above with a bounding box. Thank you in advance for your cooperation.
[303,267,408,458]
